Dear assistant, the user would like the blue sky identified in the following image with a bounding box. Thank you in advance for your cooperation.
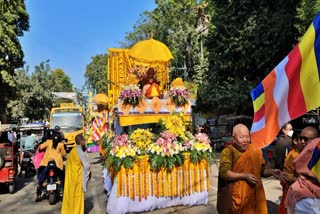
[20,0,156,90]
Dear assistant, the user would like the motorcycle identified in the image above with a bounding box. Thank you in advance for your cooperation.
[21,148,36,178]
[42,160,64,205]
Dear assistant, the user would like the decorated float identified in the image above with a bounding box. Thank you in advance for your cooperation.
[101,35,212,214]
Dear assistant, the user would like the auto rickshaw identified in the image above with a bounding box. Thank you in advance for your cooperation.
[0,130,18,193]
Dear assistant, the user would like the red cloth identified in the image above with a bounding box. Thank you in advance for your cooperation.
[285,138,320,213]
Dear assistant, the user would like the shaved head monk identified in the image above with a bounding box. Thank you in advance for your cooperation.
[217,124,281,214]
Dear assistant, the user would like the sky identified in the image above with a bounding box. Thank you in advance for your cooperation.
[20,0,156,90]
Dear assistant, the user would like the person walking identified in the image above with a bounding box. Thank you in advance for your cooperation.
[61,134,91,214]
[217,124,281,214]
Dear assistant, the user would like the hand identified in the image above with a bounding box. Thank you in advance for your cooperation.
[244,173,258,186]
[271,169,286,183]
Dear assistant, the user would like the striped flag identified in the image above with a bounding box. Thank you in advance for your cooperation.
[308,141,320,182]
[250,13,320,149]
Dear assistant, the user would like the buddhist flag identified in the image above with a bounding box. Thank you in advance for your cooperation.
[250,13,320,149]
[308,142,320,182]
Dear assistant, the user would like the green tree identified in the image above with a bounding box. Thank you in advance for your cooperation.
[51,68,73,92]
[8,61,54,121]
[0,0,29,118]
[200,0,300,115]
[295,0,320,36]
[84,53,108,94]
[124,0,211,83]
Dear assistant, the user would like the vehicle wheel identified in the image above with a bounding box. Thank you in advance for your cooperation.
[9,183,15,194]
[0,153,5,169]
[49,192,56,205]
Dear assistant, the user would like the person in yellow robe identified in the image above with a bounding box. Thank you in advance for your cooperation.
[61,134,91,214]
[217,124,282,214]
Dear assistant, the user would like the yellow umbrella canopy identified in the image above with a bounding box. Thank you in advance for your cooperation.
[128,37,173,63]
[93,93,109,105]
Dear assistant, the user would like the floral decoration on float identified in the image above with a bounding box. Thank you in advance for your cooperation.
[103,112,213,174]
[119,84,142,107]
[168,78,190,107]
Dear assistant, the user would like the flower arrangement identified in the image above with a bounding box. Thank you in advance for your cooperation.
[129,128,154,152]
[184,132,213,164]
[119,84,142,107]
[104,113,213,173]
[162,113,186,139]
[105,134,139,172]
[171,77,184,87]
[169,79,190,107]
[148,130,185,171]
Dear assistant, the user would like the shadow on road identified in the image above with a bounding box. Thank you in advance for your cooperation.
[0,174,36,194]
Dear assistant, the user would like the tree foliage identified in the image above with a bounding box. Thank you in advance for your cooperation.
[198,0,301,115]
[124,0,210,83]
[295,0,320,36]
[51,68,73,92]
[93,1,320,117]
[8,61,74,121]
[0,0,29,117]
[84,53,108,94]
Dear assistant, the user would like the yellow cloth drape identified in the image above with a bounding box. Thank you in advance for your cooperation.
[61,148,84,214]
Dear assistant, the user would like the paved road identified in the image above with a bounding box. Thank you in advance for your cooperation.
[0,152,106,214]
[0,152,282,214]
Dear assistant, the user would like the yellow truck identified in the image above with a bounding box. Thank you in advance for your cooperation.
[49,103,84,151]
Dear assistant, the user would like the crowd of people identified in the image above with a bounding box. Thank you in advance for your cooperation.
[217,123,320,214]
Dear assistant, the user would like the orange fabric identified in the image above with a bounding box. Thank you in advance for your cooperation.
[39,140,66,170]
[217,144,267,214]
[278,149,300,214]
[251,71,280,149]
[145,83,161,99]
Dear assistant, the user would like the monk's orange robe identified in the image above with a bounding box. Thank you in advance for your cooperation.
[278,149,299,214]
[145,83,161,99]
[217,144,267,214]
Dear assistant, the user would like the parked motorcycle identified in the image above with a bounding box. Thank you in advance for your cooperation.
[42,160,64,205]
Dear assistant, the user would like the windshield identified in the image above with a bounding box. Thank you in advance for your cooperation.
[51,112,83,132]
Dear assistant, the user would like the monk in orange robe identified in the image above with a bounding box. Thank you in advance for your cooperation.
[217,124,281,214]
[142,74,162,99]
